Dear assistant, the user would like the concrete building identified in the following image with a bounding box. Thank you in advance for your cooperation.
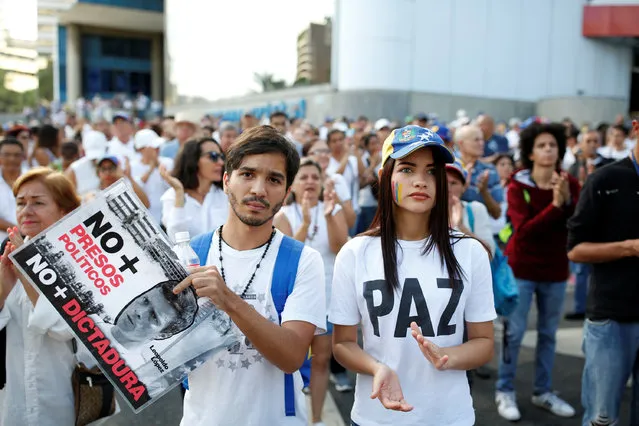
[296,18,332,85]
[56,0,164,103]
[165,0,639,126]
[37,0,75,57]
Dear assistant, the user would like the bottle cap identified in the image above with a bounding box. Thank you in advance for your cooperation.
[175,231,191,243]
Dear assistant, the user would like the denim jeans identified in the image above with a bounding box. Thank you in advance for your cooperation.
[581,319,639,426]
[497,279,567,394]
[572,262,591,314]
[355,206,377,234]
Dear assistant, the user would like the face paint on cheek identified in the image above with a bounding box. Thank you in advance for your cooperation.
[392,181,403,204]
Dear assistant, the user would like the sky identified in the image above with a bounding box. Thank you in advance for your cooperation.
[0,0,37,41]
[166,0,335,101]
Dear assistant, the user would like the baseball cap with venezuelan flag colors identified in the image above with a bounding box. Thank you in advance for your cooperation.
[381,125,455,167]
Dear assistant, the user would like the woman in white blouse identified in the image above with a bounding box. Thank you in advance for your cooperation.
[0,168,80,426]
[160,138,228,243]
[274,158,349,426]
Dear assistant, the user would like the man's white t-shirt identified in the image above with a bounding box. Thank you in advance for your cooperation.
[329,235,496,426]
[181,230,326,426]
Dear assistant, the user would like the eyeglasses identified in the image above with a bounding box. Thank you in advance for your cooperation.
[202,151,225,162]
[309,149,330,156]
[98,165,117,173]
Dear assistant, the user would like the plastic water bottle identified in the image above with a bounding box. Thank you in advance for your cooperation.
[172,231,200,268]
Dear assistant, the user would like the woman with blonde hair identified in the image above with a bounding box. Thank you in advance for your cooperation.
[0,168,80,426]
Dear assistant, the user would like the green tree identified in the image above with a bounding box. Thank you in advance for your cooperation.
[38,59,54,101]
[0,70,39,113]
[253,72,287,92]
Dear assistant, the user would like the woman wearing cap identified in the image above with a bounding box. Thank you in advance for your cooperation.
[65,130,107,198]
[0,168,81,426]
[87,155,150,208]
[446,159,496,257]
[159,138,227,243]
[329,125,496,425]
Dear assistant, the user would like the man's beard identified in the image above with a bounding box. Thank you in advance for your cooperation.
[228,192,284,227]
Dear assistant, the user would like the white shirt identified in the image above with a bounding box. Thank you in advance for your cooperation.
[0,285,75,426]
[108,137,139,164]
[131,157,173,224]
[598,145,630,161]
[329,173,351,204]
[181,230,326,426]
[160,186,228,243]
[281,202,342,305]
[69,157,100,197]
[326,156,359,213]
[329,235,496,426]
[461,200,496,257]
[0,171,17,242]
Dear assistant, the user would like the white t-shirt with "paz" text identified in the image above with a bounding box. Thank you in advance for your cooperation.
[329,234,496,426]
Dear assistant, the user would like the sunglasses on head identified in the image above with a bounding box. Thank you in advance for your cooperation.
[202,151,225,162]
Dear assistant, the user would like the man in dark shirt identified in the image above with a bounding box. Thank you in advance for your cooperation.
[567,121,639,426]
[564,129,613,320]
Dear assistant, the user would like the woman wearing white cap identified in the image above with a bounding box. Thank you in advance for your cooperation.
[65,130,108,197]
[329,125,495,425]
[130,129,173,224]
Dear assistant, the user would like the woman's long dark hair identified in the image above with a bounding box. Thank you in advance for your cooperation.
[364,148,465,291]
[172,138,223,190]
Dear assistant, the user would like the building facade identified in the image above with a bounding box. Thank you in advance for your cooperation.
[166,0,639,125]
[56,0,164,103]
[37,0,75,57]
[296,19,332,85]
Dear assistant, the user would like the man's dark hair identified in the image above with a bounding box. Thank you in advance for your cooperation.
[38,124,59,150]
[270,111,288,121]
[612,124,628,136]
[519,122,567,170]
[172,138,223,190]
[225,125,300,190]
[61,141,79,160]
[327,129,345,144]
[0,137,24,152]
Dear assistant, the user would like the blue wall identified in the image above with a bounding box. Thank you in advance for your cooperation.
[78,0,163,12]
[58,26,152,102]
[58,26,67,103]
[81,34,152,99]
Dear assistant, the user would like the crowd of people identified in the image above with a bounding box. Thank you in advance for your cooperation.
[0,105,637,426]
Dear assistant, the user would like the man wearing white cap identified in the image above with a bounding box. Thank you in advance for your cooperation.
[65,130,108,197]
[374,118,392,143]
[160,113,197,159]
[130,129,173,224]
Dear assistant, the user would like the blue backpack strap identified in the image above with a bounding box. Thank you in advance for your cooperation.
[271,235,304,417]
[190,231,215,266]
[181,231,215,391]
[466,203,475,232]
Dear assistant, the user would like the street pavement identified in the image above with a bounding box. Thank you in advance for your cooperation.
[105,284,635,425]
